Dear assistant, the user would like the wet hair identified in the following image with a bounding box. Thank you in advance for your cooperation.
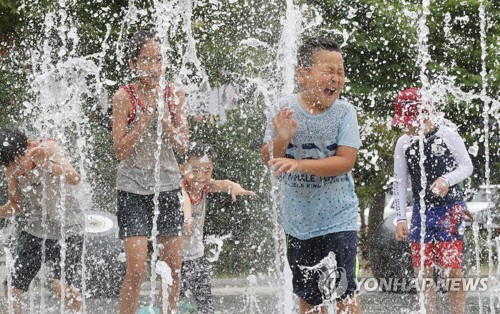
[184,142,217,163]
[128,29,160,65]
[297,37,342,68]
[0,128,28,167]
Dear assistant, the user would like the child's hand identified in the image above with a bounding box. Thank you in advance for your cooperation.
[15,147,47,175]
[395,221,409,241]
[228,184,255,202]
[272,108,297,142]
[173,84,186,108]
[431,177,449,197]
[162,115,189,152]
[269,158,302,175]
[465,208,474,221]
[183,219,192,235]
[137,106,158,127]
[161,115,175,133]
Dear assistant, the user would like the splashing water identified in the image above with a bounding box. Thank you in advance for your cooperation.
[205,233,231,263]
[300,252,348,305]
[4,248,13,314]
[478,0,496,312]
[415,0,431,306]
[13,3,99,313]
[1,0,498,313]
[243,274,262,314]
[496,237,500,306]
[155,261,173,314]
[267,0,304,312]
[472,221,483,314]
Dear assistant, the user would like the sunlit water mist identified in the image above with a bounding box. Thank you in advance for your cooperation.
[1,0,498,313]
[155,261,172,314]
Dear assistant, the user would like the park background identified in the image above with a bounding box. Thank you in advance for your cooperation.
[0,0,498,279]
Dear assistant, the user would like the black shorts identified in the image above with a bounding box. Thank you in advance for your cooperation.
[117,189,183,239]
[180,257,214,313]
[286,231,358,306]
[7,231,83,292]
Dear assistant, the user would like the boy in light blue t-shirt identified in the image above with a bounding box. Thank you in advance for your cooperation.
[261,37,361,314]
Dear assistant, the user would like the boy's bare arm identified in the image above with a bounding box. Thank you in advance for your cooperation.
[181,187,192,234]
[261,136,290,164]
[0,167,23,218]
[209,179,255,202]
[269,146,358,177]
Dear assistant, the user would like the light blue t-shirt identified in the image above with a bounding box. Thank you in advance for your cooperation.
[264,95,362,240]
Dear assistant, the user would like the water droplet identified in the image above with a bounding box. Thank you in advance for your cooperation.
[468,144,479,156]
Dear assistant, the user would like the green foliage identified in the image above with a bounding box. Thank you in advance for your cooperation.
[0,0,22,34]
[87,125,117,213]
[355,112,400,257]
[0,52,28,128]
[192,0,284,85]
[355,114,399,210]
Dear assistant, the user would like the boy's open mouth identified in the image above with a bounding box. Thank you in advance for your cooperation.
[324,88,336,96]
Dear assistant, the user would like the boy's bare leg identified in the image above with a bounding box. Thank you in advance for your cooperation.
[52,280,82,312]
[299,298,326,314]
[337,296,361,314]
[2,285,23,314]
[448,268,465,314]
[157,236,183,314]
[119,236,149,314]
[415,267,437,314]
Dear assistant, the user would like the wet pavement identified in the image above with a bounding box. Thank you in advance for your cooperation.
[0,276,499,313]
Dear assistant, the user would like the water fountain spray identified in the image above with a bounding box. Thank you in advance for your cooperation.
[478,0,496,312]
[415,1,431,312]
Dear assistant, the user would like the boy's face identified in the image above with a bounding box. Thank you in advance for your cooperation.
[181,157,214,188]
[297,49,345,111]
